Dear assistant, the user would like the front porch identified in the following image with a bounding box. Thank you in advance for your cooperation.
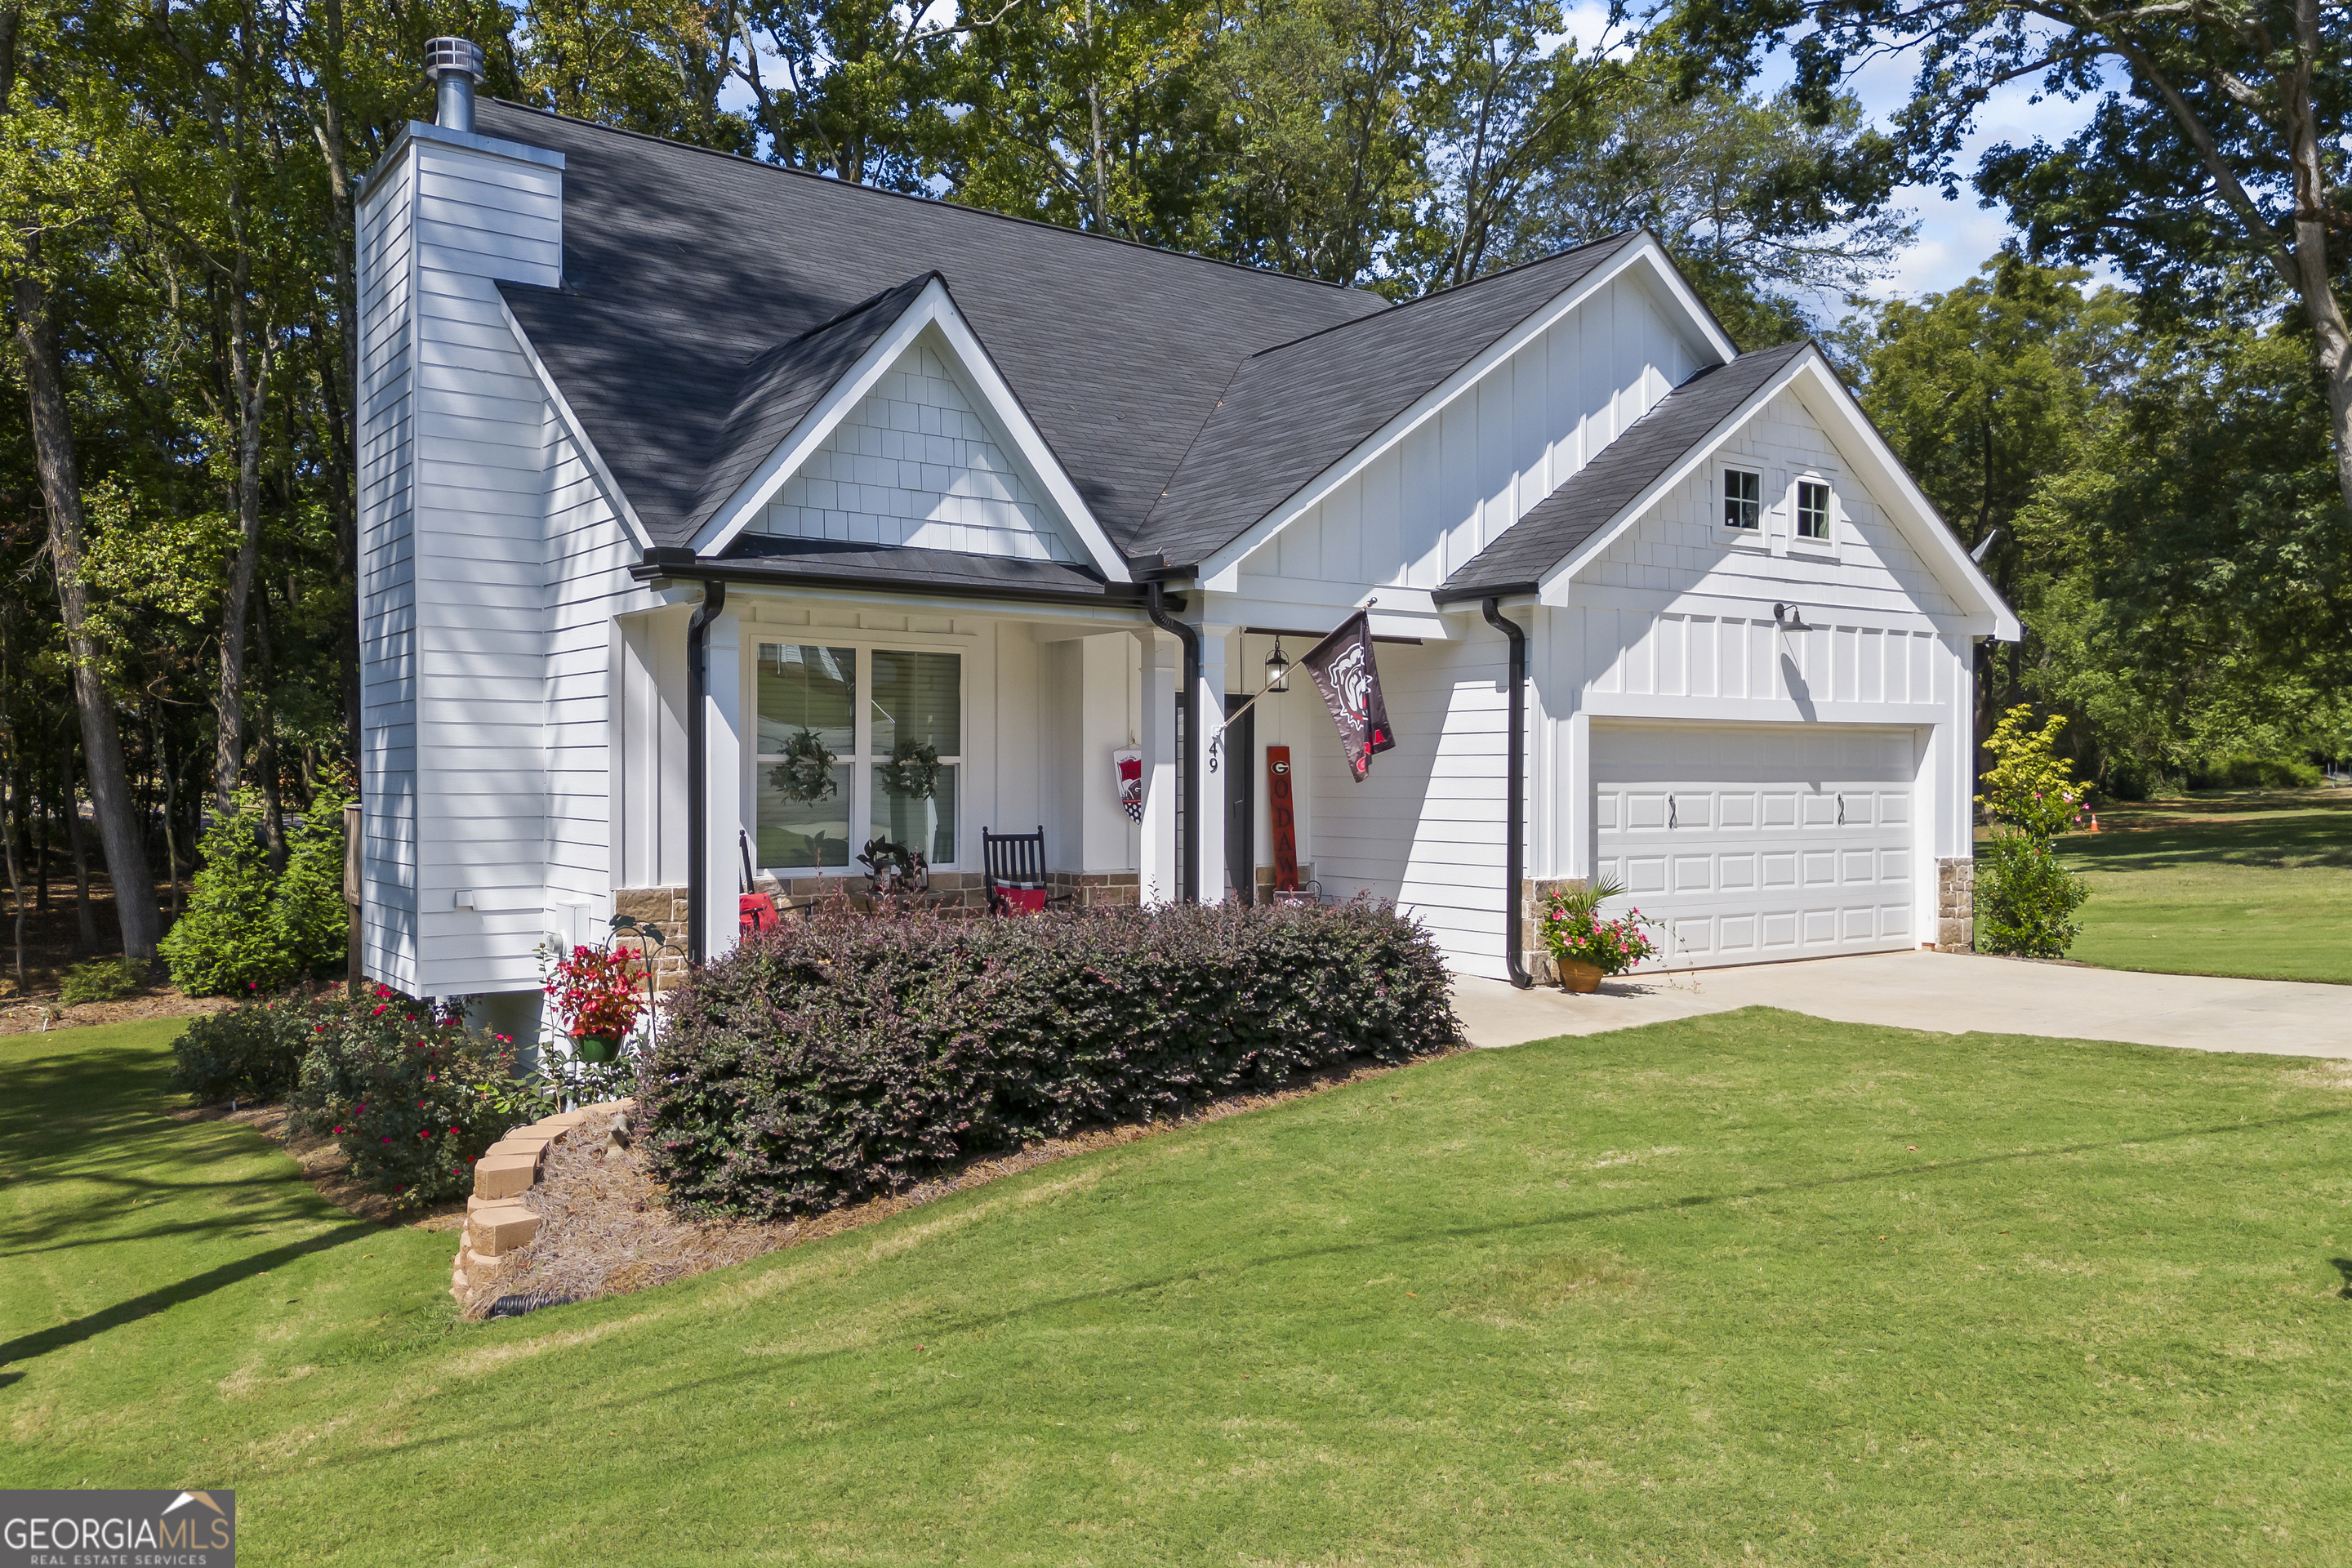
[607,581,1213,953]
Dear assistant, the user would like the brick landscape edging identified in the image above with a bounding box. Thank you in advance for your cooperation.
[451,1097,635,1301]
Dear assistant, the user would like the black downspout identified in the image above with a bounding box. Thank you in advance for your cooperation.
[1144,582,1200,903]
[1482,597,1532,989]
[686,579,726,964]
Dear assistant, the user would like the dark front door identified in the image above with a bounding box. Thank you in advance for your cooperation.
[1223,697,1254,905]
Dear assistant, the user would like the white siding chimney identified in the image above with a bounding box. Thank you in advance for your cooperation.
[355,62,565,998]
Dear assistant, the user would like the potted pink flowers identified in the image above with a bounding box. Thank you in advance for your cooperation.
[1539,877,1663,992]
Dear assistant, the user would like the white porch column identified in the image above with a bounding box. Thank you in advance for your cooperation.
[700,607,744,960]
[1136,627,1180,903]
[1195,621,1232,903]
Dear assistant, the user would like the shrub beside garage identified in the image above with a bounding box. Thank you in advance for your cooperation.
[641,901,1463,1218]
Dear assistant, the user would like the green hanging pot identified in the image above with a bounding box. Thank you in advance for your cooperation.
[572,1032,621,1064]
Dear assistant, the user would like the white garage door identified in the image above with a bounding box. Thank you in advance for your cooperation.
[1592,723,1918,970]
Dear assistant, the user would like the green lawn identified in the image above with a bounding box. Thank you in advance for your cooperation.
[6,1016,2351,1565]
[2054,789,2352,985]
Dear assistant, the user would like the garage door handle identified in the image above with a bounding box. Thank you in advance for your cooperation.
[1836,793,1845,825]
[1668,795,1677,829]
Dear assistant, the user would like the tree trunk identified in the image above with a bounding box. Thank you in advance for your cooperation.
[213,260,268,809]
[32,768,47,911]
[14,270,167,963]
[254,590,287,871]
[1,773,22,999]
[65,746,98,954]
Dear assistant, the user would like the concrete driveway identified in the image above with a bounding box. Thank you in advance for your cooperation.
[1453,950,2352,1058]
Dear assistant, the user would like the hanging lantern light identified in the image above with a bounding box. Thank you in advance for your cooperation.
[1264,637,1290,693]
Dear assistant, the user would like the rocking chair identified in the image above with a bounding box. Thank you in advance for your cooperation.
[981,826,1068,915]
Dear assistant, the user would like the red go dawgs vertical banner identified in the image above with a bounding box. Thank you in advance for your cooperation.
[1264,746,1300,895]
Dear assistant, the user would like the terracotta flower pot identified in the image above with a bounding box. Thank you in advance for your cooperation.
[1557,959,1604,994]
[572,1032,621,1064]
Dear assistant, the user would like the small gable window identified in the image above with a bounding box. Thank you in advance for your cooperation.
[1722,469,1762,531]
[1796,479,1833,541]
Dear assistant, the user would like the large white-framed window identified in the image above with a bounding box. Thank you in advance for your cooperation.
[755,643,964,873]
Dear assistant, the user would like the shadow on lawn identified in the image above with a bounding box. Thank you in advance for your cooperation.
[0,1222,378,1370]
[2065,810,2352,872]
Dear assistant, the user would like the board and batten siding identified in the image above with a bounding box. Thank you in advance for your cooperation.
[359,122,588,996]
[1234,274,1701,604]
[1532,381,1980,898]
[747,336,1082,563]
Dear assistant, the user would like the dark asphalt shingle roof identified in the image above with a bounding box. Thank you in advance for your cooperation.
[1434,341,1812,601]
[475,100,1392,558]
[1140,237,1639,567]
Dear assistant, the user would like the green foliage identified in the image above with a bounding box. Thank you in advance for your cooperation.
[158,786,350,996]
[2186,755,2323,791]
[1851,261,2352,795]
[170,991,318,1102]
[158,791,284,996]
[1976,706,2091,838]
[59,956,141,1006]
[644,900,1462,1218]
[1977,830,2091,959]
[1974,705,2093,957]
[289,987,528,1208]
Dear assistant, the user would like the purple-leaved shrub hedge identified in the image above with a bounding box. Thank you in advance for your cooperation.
[641,900,1462,1218]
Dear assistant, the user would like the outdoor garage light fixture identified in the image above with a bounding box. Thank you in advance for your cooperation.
[1773,603,1812,631]
[1264,637,1290,693]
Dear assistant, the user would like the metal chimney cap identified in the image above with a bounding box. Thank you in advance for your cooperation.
[425,37,485,82]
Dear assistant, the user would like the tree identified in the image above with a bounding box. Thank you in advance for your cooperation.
[1678,0,2352,514]
[1504,82,1914,345]
[0,4,167,961]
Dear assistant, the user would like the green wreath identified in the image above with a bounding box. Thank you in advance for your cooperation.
[771,727,839,804]
[878,737,942,800]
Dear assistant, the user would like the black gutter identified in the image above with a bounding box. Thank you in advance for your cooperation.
[1143,581,1200,903]
[1481,597,1533,989]
[632,555,1174,612]
[685,579,726,964]
[1432,579,1538,606]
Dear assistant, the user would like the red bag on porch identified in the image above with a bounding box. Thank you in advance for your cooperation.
[998,887,1049,915]
[740,893,778,935]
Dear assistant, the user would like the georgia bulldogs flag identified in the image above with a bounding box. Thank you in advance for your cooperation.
[1300,612,1396,782]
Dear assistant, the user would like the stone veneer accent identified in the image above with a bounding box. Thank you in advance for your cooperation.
[451,1098,634,1301]
[1519,877,1584,986]
[1935,858,1975,951]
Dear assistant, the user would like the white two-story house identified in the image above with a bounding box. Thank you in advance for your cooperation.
[357,45,2016,1036]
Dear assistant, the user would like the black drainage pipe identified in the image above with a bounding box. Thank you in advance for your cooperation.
[686,578,727,964]
[1482,597,1532,989]
[1144,582,1200,903]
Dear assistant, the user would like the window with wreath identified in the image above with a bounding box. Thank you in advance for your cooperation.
[1722,468,1762,530]
[755,644,963,872]
[1796,479,1833,541]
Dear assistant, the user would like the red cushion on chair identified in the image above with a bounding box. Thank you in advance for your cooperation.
[998,887,1049,914]
[739,893,777,934]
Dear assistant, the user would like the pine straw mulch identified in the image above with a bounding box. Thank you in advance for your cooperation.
[3,987,231,1037]
[459,1048,1466,1320]
[172,1099,470,1232]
